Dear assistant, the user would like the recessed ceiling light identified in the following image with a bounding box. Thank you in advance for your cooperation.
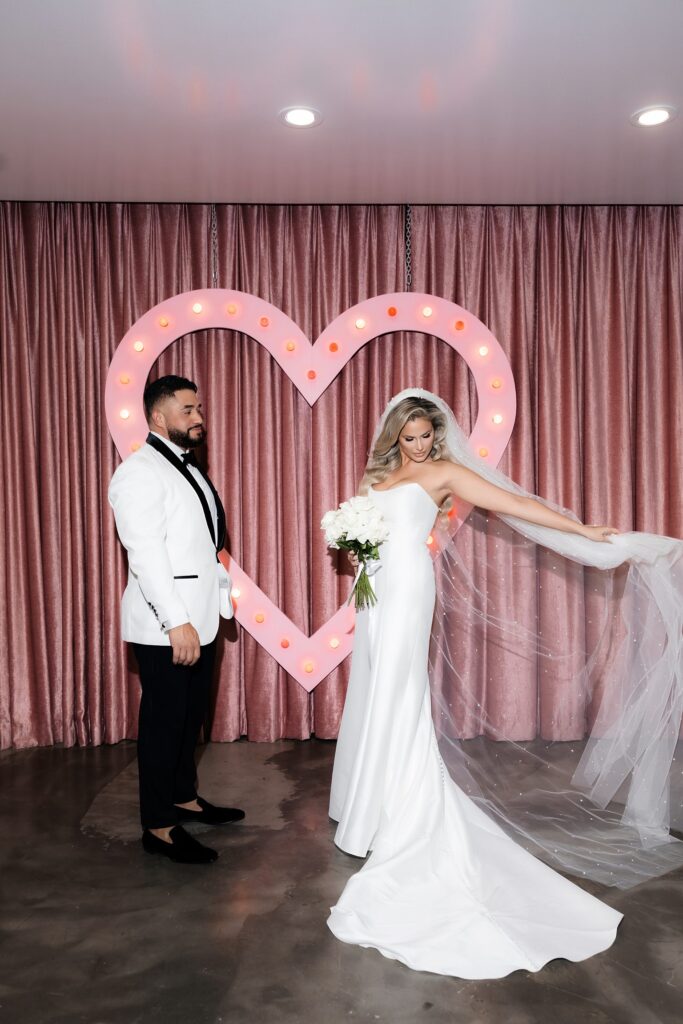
[279,106,322,128]
[630,105,677,127]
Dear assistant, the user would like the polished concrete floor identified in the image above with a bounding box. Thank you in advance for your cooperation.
[1,738,682,1024]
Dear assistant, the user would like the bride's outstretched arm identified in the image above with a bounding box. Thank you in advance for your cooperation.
[443,463,619,543]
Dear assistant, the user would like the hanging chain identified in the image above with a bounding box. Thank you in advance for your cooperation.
[404,203,413,289]
[210,203,218,289]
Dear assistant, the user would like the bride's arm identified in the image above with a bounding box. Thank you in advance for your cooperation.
[442,463,618,543]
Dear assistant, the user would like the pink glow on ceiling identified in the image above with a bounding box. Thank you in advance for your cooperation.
[0,0,680,204]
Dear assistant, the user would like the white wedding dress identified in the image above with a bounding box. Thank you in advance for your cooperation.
[327,482,622,978]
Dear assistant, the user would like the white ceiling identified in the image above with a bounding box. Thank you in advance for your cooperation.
[1,0,682,204]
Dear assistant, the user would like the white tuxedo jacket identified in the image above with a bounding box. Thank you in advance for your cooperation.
[108,440,233,646]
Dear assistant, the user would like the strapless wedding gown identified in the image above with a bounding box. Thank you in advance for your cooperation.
[327,482,622,978]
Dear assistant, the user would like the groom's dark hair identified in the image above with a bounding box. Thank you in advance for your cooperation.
[144,375,198,421]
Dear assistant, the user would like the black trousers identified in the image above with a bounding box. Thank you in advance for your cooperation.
[132,641,216,830]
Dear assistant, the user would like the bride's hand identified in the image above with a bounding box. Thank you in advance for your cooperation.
[348,551,360,570]
[581,524,619,543]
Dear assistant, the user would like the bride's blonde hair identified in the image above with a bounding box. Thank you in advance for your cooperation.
[359,397,451,493]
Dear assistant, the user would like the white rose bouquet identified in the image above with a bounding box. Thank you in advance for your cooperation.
[321,495,390,610]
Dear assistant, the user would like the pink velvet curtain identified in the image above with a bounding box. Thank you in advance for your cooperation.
[1,203,681,749]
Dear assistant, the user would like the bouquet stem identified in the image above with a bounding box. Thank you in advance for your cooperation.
[348,564,377,610]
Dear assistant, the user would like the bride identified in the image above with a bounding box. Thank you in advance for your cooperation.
[327,388,683,978]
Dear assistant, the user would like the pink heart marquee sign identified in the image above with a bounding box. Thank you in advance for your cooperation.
[106,290,516,690]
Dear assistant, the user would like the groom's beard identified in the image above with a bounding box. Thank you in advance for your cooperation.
[168,425,206,449]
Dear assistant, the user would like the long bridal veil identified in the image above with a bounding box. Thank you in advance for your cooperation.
[374,388,683,889]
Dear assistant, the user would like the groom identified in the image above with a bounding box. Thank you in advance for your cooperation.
[109,374,244,863]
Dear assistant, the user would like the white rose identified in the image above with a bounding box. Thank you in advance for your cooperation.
[321,509,338,532]
[349,495,374,514]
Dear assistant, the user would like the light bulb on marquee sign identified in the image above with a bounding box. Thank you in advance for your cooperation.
[105,289,516,691]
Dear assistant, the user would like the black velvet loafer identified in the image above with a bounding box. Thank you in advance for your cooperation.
[141,825,218,863]
[175,797,246,826]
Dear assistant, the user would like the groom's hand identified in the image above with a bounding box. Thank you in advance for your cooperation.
[168,622,201,666]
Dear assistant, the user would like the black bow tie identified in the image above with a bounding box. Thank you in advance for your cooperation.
[181,450,198,468]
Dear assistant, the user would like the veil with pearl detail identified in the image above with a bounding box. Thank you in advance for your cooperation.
[370,388,683,888]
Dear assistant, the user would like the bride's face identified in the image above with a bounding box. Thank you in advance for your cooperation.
[398,417,435,464]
